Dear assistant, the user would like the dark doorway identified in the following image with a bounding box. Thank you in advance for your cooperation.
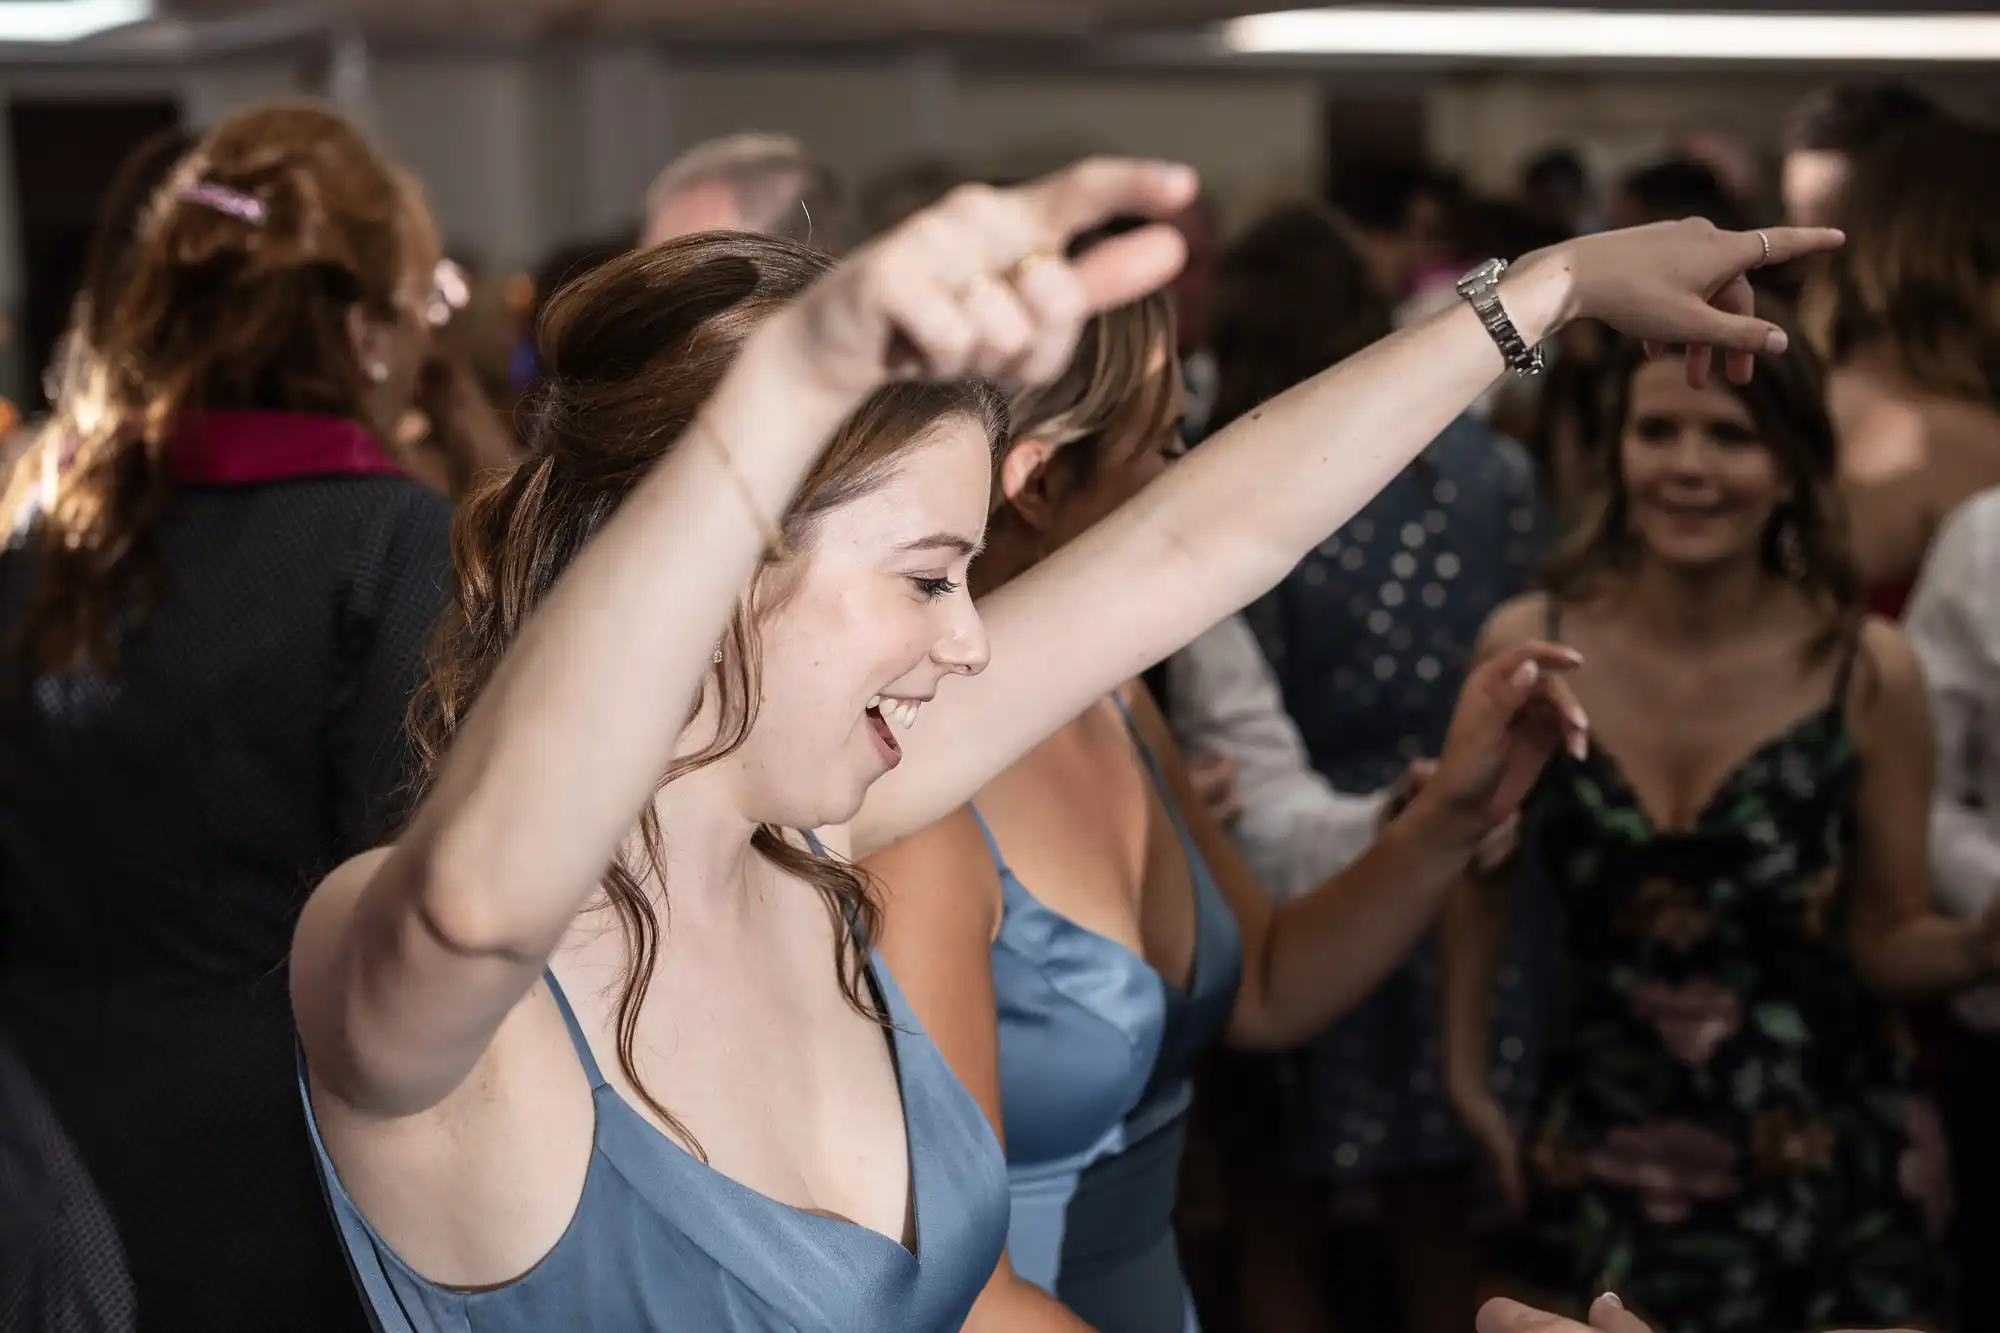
[1322,90,1430,189]
[8,96,182,407]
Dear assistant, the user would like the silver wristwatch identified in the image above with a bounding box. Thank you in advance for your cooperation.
[1456,258,1544,377]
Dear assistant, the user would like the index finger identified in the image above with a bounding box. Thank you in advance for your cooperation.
[1728,224,1844,269]
[1013,158,1200,314]
[1477,1299,1579,1333]
[1016,156,1199,243]
[1482,639,1586,694]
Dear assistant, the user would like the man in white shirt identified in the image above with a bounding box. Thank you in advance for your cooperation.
[1902,486,2000,1330]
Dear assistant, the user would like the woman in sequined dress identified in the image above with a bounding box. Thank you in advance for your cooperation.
[1202,202,1553,1333]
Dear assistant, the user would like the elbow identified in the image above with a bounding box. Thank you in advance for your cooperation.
[407,825,546,963]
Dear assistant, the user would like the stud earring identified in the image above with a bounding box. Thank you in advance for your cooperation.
[365,361,389,385]
[1775,516,1807,580]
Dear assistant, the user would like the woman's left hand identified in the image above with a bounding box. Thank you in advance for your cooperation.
[1478,1293,1925,1333]
[1479,1295,1643,1333]
[1420,641,1589,839]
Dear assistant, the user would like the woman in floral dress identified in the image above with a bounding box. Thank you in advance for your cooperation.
[1444,323,1999,1333]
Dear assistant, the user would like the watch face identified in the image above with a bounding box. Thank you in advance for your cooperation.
[1456,257,1505,293]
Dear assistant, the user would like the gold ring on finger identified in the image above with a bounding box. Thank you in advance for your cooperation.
[1754,229,1771,268]
[1005,249,1060,286]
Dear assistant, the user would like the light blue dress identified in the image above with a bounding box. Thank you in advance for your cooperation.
[980,696,1245,1333]
[300,910,1011,1331]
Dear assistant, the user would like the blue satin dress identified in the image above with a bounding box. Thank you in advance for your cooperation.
[979,697,1245,1333]
[300,938,1010,1331]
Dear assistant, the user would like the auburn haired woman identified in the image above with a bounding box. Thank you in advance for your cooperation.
[282,153,1834,1330]
[0,104,470,1331]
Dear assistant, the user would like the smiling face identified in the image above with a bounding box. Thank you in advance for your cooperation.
[730,414,997,827]
[1619,357,1791,575]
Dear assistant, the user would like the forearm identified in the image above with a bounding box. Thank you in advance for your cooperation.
[1231,794,1485,1049]
[406,323,851,943]
[1857,913,1987,1000]
[866,259,1573,849]
[1442,868,1513,1101]
[1117,255,1570,664]
[1233,784,1390,905]
[322,322,858,1107]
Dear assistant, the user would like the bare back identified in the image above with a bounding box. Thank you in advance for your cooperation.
[1832,363,2000,593]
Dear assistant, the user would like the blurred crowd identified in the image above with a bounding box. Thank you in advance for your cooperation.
[2,73,1999,1333]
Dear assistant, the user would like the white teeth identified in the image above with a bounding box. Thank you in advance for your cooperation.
[868,694,883,711]
[891,699,920,730]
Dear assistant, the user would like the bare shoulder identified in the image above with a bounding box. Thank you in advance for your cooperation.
[1477,592,1556,661]
[291,846,395,1008]
[1846,614,1930,739]
[862,805,1005,948]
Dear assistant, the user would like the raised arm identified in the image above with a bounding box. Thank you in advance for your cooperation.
[852,221,1844,855]
[291,159,1201,1117]
[1124,640,1580,1052]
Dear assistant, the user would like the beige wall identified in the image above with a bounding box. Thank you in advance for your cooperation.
[4,41,1996,309]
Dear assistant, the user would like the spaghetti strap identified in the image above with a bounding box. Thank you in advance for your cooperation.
[543,969,607,1089]
[1831,628,1864,707]
[803,828,827,857]
[1110,694,1183,830]
[967,806,1009,874]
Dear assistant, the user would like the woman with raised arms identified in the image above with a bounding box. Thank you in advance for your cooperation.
[287,156,1837,1330]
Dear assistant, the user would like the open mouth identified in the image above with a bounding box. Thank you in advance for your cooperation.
[865,694,920,768]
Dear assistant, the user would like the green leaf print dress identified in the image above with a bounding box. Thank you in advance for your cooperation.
[1509,621,1946,1333]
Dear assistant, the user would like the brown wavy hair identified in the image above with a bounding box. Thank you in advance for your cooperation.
[4,102,437,680]
[1546,308,1863,660]
[1802,117,2000,409]
[413,232,1007,1152]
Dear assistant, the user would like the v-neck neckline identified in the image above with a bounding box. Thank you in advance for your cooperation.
[1573,701,1847,836]
[580,950,925,1263]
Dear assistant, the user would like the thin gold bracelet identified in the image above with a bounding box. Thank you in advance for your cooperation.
[690,413,789,560]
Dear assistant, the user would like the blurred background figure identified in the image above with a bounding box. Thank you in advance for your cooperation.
[0,1033,133,1333]
[1606,158,1746,234]
[1170,192,1223,440]
[1449,319,1960,1333]
[1326,162,1456,310]
[1204,200,1549,1333]
[640,131,854,253]
[1519,147,1595,239]
[1804,116,2000,619]
[0,102,462,1333]
[1906,486,2000,1333]
[1669,123,1767,216]
[1781,83,1942,228]
[502,232,633,413]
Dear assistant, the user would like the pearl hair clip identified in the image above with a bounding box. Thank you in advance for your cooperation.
[181,182,267,226]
